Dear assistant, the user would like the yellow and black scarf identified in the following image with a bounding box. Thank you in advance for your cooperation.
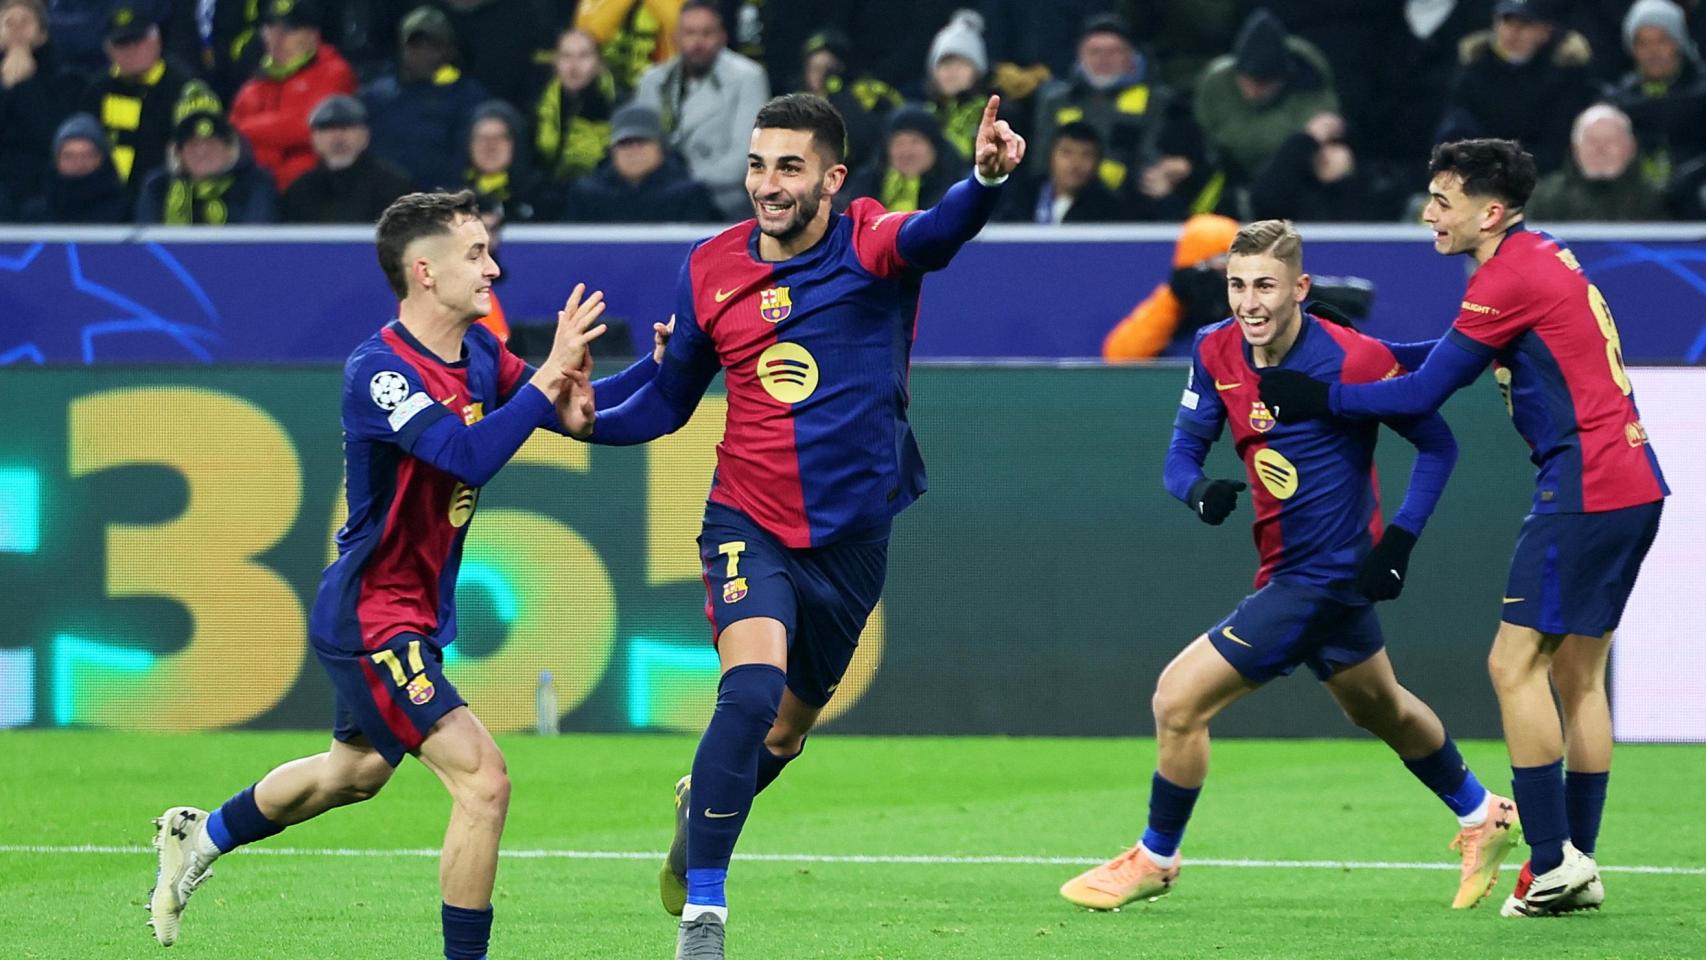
[164,175,237,225]
[535,74,615,182]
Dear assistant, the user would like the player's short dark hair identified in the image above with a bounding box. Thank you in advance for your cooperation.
[1428,139,1538,209]
[754,93,847,165]
[375,189,480,300]
[678,0,721,25]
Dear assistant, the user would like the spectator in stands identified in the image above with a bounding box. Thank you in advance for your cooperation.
[440,0,552,110]
[563,102,719,222]
[280,93,411,223]
[361,5,489,191]
[632,0,768,218]
[981,0,1114,81]
[206,0,268,101]
[1034,14,1202,220]
[797,28,899,169]
[998,120,1128,223]
[826,0,959,92]
[1435,0,1597,174]
[576,0,681,96]
[534,28,616,188]
[1103,213,1241,360]
[840,103,958,213]
[41,0,109,75]
[135,109,278,223]
[0,0,79,211]
[18,112,128,221]
[229,0,356,193]
[1258,1,1391,162]
[1126,0,1244,94]
[1368,0,1496,175]
[923,9,997,162]
[1605,0,1706,190]
[1528,103,1668,221]
[78,4,190,194]
[1247,110,1404,222]
[1194,8,1340,199]
[463,99,556,223]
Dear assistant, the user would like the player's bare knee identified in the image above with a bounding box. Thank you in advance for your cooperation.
[344,757,394,803]
[1151,686,1202,739]
[764,728,806,758]
[454,764,510,820]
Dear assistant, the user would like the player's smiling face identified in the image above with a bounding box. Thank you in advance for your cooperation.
[1226,252,1307,351]
[419,215,500,321]
[1423,173,1494,256]
[747,127,846,243]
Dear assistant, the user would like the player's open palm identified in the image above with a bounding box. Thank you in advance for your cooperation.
[974,94,1025,180]
[536,283,607,398]
[559,367,596,439]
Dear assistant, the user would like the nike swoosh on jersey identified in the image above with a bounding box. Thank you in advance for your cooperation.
[704,809,741,819]
[1221,626,1252,647]
[714,288,737,302]
[1214,380,1242,391]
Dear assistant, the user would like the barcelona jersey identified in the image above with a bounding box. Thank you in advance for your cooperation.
[1176,315,1409,589]
[309,321,529,653]
[1444,226,1667,513]
[667,197,931,548]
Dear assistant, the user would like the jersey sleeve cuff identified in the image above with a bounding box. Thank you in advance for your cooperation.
[972,169,1009,187]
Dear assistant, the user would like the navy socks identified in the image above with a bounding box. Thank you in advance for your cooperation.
[205,784,283,854]
[684,663,787,909]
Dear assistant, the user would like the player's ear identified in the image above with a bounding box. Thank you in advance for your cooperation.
[1294,271,1312,304]
[412,256,434,292]
[821,160,848,197]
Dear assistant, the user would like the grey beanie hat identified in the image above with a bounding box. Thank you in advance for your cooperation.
[1623,0,1698,60]
[53,113,110,158]
[927,9,987,77]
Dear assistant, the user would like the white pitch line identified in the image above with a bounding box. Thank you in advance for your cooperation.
[2,845,1704,876]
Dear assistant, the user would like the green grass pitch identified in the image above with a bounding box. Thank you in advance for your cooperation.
[3,731,1703,959]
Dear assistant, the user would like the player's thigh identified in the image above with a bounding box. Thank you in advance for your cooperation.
[699,503,796,673]
[1487,620,1565,690]
[415,705,507,794]
[324,735,396,796]
[1153,634,1260,729]
[1320,648,1404,720]
[787,526,888,711]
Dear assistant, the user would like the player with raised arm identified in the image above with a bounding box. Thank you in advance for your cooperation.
[1258,139,1667,917]
[1059,220,1519,914]
[564,92,1023,958]
[146,189,660,958]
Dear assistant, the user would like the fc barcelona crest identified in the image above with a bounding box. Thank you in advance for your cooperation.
[1249,401,1276,433]
[405,674,436,705]
[723,577,749,603]
[759,287,792,323]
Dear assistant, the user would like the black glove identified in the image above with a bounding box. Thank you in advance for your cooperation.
[1356,525,1418,601]
[1187,478,1247,526]
[1258,369,1332,423]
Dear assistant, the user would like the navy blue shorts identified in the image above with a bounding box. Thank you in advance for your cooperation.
[1207,579,1385,684]
[315,632,466,767]
[699,501,889,708]
[1502,500,1662,636]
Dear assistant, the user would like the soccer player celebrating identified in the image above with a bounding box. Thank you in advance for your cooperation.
[147,190,661,957]
[1059,220,1520,914]
[564,92,1023,958]
[1259,140,1667,917]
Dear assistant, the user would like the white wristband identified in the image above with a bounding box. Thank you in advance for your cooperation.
[973,168,1009,187]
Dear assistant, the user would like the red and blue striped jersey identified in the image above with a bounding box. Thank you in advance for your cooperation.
[1177,316,1408,589]
[671,198,929,547]
[1443,227,1667,513]
[309,321,527,652]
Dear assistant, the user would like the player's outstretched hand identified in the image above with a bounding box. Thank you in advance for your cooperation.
[532,283,608,400]
[974,94,1025,180]
[1188,478,1247,526]
[1355,524,1417,601]
[559,367,596,440]
[652,313,676,364]
[1258,368,1331,423]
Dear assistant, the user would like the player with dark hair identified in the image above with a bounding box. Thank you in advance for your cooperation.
[1260,139,1668,917]
[563,91,1024,958]
[1060,219,1519,914]
[146,189,659,958]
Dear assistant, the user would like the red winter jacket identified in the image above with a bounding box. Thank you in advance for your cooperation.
[230,44,357,191]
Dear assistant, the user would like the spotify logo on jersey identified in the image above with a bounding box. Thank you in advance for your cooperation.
[1252,448,1299,500]
[756,343,819,404]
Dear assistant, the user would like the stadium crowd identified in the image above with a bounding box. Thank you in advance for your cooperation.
[2,0,1705,225]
